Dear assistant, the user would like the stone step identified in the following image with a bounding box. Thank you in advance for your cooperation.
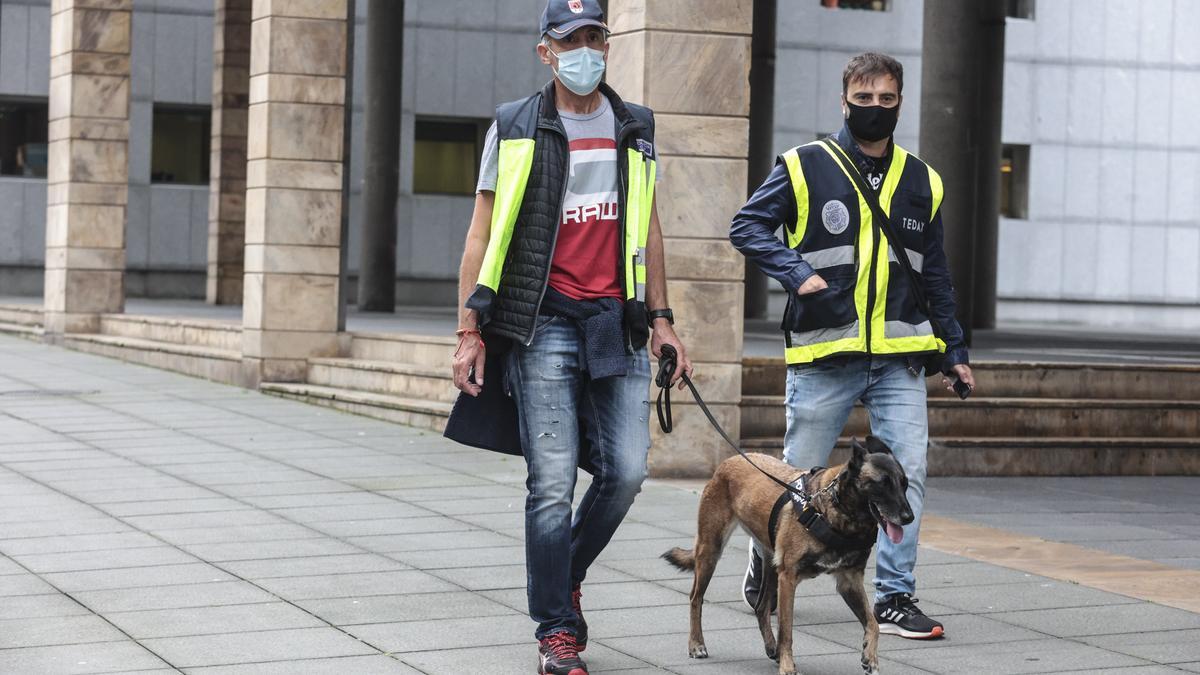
[740,395,1200,439]
[740,437,1200,476]
[742,357,1200,400]
[99,314,242,352]
[307,358,457,404]
[260,382,451,432]
[348,331,456,365]
[0,321,43,339]
[61,334,244,386]
[0,304,42,327]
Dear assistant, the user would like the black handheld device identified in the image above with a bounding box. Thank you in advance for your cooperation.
[952,377,972,400]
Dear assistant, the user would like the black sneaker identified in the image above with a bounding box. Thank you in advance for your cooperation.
[571,584,587,652]
[742,542,776,612]
[538,631,588,675]
[874,594,945,639]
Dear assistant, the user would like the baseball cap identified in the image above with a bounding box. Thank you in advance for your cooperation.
[540,0,608,39]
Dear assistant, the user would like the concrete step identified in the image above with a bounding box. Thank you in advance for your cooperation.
[742,357,1200,400]
[99,314,242,352]
[348,331,456,365]
[740,437,1200,476]
[740,395,1200,439]
[61,334,244,386]
[307,358,457,404]
[0,321,43,339]
[260,382,451,431]
[0,304,42,328]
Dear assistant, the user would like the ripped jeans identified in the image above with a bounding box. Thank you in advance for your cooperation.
[506,315,651,639]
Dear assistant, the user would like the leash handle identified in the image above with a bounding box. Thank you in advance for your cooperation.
[654,345,808,500]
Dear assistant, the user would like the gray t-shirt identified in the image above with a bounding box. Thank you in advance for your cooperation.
[475,94,659,194]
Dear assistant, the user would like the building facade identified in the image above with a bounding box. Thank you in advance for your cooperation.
[2,0,1198,329]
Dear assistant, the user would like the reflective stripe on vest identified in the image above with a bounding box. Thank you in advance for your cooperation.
[781,141,945,365]
[625,148,656,301]
[477,138,536,291]
[478,139,654,302]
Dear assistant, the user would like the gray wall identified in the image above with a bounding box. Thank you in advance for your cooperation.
[0,0,50,294]
[3,0,1199,330]
[383,0,548,304]
[0,0,213,298]
[997,0,1200,329]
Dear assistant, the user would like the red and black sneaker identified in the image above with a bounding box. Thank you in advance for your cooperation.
[571,584,588,651]
[537,631,588,675]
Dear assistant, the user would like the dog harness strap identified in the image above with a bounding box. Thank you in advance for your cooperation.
[767,490,791,545]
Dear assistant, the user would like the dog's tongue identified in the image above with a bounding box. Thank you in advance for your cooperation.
[884,521,904,544]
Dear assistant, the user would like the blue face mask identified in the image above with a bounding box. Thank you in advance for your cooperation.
[549,45,606,96]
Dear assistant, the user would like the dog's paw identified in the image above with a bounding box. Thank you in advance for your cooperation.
[861,665,879,675]
[688,644,708,659]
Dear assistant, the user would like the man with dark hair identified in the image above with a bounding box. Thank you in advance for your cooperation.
[729,51,974,640]
[449,0,691,672]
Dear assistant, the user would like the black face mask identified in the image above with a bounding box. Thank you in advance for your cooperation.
[845,102,899,142]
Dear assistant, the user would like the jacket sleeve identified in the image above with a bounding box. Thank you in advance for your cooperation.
[921,210,969,368]
[729,160,815,292]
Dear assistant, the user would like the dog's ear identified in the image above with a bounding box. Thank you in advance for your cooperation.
[866,435,893,455]
[849,437,867,474]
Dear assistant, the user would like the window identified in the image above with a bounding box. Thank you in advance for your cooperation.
[1000,144,1029,219]
[413,117,487,196]
[151,106,210,185]
[0,99,49,178]
[820,0,890,10]
[1006,0,1035,20]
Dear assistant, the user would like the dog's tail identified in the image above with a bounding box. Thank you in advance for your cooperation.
[661,547,696,572]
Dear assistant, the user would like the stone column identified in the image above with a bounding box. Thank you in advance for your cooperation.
[242,0,348,384]
[206,0,252,305]
[607,1,751,477]
[44,0,133,336]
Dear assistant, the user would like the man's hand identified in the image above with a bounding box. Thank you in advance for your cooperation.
[797,273,828,296]
[452,331,486,397]
[942,363,975,395]
[651,322,692,390]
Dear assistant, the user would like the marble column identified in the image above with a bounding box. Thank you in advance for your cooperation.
[607,1,751,476]
[206,0,252,305]
[242,0,348,384]
[44,0,133,336]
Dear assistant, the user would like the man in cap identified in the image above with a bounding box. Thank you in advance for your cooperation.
[450,1,691,672]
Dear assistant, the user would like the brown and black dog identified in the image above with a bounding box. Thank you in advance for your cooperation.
[663,436,913,675]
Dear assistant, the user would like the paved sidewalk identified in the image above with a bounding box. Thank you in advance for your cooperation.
[1,335,1198,674]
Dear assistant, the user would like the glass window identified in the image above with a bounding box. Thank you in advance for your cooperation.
[1000,144,1030,220]
[151,106,211,185]
[1006,0,1035,20]
[413,117,487,196]
[820,0,890,10]
[0,99,49,178]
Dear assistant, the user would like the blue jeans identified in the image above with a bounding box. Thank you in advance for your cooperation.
[782,355,928,601]
[506,316,651,639]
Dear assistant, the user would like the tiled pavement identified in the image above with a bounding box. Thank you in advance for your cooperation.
[1,334,1198,674]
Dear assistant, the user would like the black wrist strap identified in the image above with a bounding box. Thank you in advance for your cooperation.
[819,138,931,319]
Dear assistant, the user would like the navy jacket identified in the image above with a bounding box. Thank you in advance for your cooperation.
[730,124,969,369]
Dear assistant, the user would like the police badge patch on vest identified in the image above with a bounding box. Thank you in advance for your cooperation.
[821,200,851,235]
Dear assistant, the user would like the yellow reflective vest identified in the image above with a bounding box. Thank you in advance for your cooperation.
[467,82,657,347]
[778,138,946,365]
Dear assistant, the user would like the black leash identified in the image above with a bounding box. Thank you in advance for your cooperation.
[655,344,808,501]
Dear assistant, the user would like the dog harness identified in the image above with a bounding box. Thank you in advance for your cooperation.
[767,468,878,552]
